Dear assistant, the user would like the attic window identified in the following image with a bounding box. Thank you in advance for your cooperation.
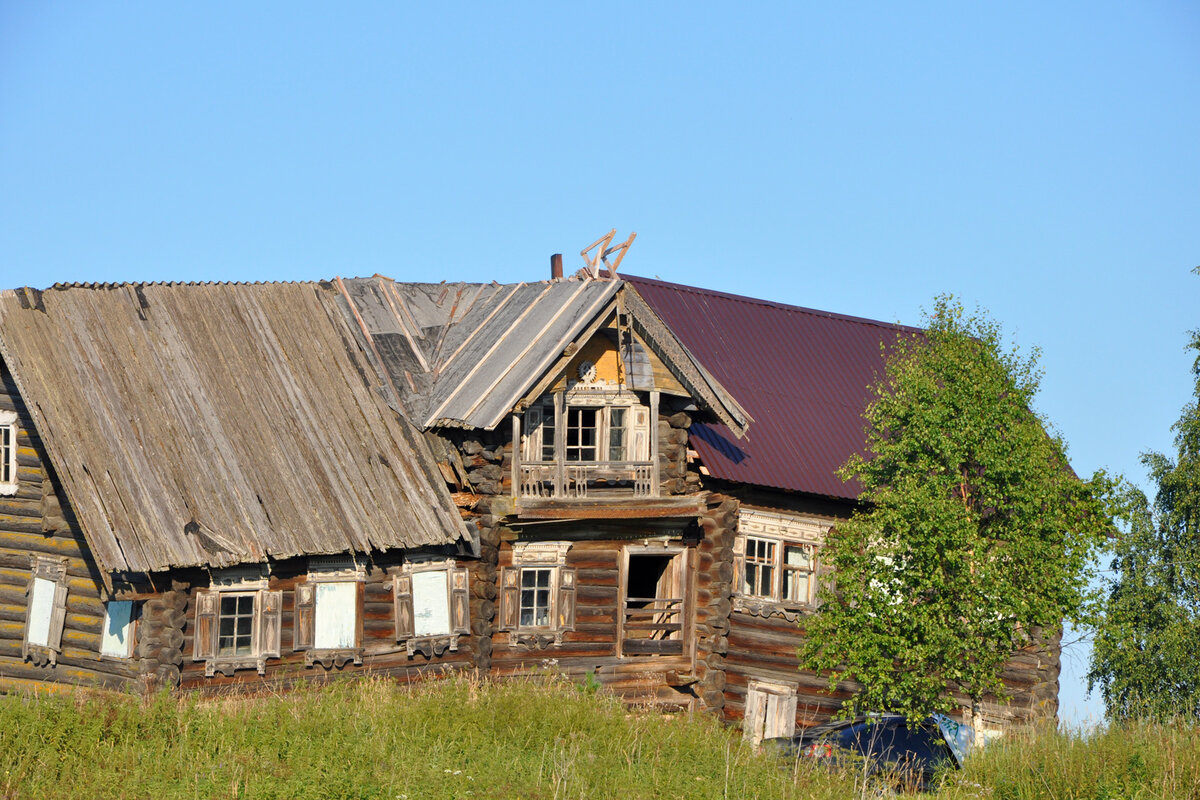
[0,410,18,496]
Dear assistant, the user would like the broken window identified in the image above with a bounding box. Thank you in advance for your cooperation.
[620,547,686,657]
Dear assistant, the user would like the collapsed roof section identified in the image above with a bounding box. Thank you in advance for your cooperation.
[336,275,750,436]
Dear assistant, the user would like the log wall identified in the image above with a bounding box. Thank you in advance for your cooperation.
[0,361,140,693]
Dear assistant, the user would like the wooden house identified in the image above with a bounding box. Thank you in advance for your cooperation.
[0,269,1060,740]
[625,274,1063,741]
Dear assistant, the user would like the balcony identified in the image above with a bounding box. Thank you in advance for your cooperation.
[518,460,654,499]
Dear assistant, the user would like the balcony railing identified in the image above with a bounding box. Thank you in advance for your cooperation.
[518,461,654,499]
[622,597,684,655]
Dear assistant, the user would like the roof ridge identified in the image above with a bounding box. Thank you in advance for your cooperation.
[622,273,922,334]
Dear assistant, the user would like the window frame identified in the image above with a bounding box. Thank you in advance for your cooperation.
[0,409,19,496]
[294,556,364,666]
[521,391,650,465]
[734,510,829,611]
[392,557,470,658]
[192,567,281,677]
[23,556,68,666]
[100,599,140,659]
[498,541,576,646]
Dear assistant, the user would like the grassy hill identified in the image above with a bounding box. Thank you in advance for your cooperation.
[0,674,1196,799]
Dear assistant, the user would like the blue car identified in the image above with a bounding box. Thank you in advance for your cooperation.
[764,713,973,792]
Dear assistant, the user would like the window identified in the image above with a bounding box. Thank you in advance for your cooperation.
[498,542,576,646]
[23,556,68,666]
[565,407,598,461]
[101,600,139,658]
[293,556,363,665]
[192,567,281,677]
[393,559,470,657]
[520,568,553,627]
[520,394,650,465]
[734,510,829,608]
[0,409,19,496]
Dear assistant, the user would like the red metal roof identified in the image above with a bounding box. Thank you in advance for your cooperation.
[624,274,920,501]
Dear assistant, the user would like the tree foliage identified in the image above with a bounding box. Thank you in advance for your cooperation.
[1089,321,1200,721]
[800,296,1113,721]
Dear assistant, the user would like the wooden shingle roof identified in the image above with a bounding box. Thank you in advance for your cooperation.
[0,281,468,574]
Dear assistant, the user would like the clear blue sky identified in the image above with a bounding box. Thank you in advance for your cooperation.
[3,2,1198,725]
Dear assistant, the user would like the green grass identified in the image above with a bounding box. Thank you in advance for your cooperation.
[1,674,1198,799]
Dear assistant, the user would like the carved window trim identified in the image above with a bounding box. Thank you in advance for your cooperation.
[392,557,470,659]
[498,542,576,648]
[0,409,19,496]
[521,391,651,464]
[733,510,830,619]
[295,555,365,668]
[192,567,281,677]
[23,555,68,666]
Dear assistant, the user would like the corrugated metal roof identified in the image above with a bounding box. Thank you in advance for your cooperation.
[624,274,919,500]
[0,281,468,574]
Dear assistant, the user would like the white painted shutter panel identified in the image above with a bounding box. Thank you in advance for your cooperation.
[257,590,282,659]
[764,692,797,739]
[744,687,767,743]
[293,583,315,651]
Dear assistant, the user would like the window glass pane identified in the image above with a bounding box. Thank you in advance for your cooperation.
[783,571,810,603]
[519,568,553,627]
[785,546,811,568]
[608,408,627,461]
[27,576,55,646]
[314,582,358,648]
[101,600,135,657]
[0,425,11,484]
[566,408,598,461]
[218,594,256,656]
[412,570,451,637]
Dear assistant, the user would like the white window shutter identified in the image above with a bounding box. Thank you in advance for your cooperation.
[46,580,68,655]
[632,406,650,461]
[733,535,747,595]
[523,405,543,462]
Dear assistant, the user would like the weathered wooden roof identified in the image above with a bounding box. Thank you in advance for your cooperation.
[338,276,750,435]
[0,281,469,574]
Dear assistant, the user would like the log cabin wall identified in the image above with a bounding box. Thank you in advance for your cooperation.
[718,487,1062,738]
[0,361,141,693]
[176,551,479,693]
